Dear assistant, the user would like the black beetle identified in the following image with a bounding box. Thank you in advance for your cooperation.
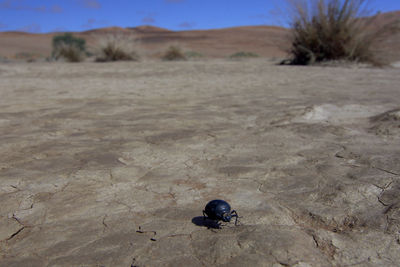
[203,199,239,228]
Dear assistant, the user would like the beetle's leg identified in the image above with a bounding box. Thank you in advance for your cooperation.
[202,210,207,221]
[231,210,239,225]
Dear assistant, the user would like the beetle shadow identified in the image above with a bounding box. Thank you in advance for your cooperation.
[191,216,220,229]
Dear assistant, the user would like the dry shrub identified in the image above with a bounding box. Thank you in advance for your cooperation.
[162,46,186,61]
[95,34,140,62]
[54,43,85,62]
[52,33,86,62]
[287,0,384,65]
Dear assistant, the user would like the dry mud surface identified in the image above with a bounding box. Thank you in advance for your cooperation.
[0,60,400,266]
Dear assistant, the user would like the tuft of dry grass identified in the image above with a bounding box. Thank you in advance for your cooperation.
[54,43,85,62]
[286,0,385,65]
[95,34,140,62]
[52,33,86,62]
[162,46,186,61]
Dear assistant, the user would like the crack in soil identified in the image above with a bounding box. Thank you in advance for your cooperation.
[311,233,337,260]
[102,215,108,233]
[166,233,193,240]
[377,181,394,207]
[109,169,114,186]
[312,234,319,247]
[6,227,25,241]
[11,213,24,226]
[373,181,393,191]
[371,166,399,176]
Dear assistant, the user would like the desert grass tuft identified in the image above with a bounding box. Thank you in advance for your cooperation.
[55,43,85,62]
[286,0,384,65]
[162,46,186,61]
[52,33,86,62]
[95,34,140,62]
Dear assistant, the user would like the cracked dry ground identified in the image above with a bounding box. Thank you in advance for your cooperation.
[0,60,399,266]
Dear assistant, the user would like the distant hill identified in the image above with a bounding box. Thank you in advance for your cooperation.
[369,11,400,63]
[0,25,289,60]
[0,10,398,61]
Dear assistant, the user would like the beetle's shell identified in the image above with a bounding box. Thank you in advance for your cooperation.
[204,199,231,220]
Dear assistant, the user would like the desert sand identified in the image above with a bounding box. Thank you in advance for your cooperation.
[0,59,399,266]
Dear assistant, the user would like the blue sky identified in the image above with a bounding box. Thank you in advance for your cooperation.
[0,0,399,33]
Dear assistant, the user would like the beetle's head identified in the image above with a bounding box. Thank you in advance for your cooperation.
[222,213,231,222]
